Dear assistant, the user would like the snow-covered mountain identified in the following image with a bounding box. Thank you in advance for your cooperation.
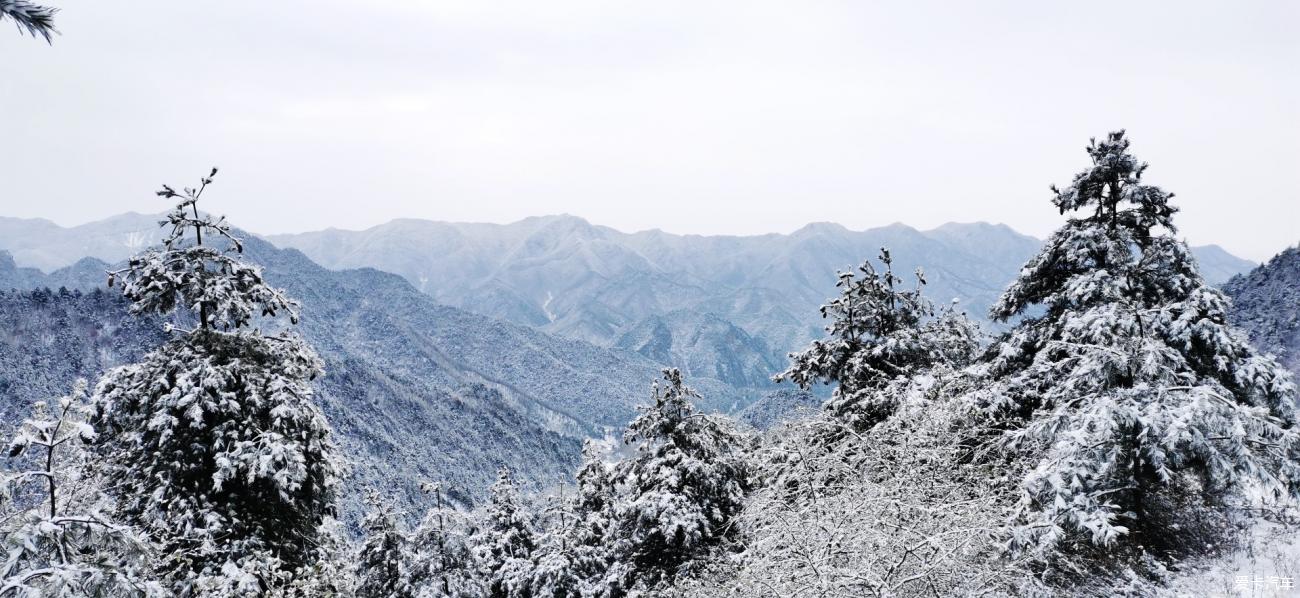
[1225,245,1300,374]
[0,213,1258,398]
[267,215,1255,387]
[0,213,166,272]
[0,233,745,524]
[612,310,783,390]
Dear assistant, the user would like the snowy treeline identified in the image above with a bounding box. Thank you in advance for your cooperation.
[2,132,1297,596]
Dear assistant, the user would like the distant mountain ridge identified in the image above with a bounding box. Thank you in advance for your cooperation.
[266,215,1255,387]
[270,216,1043,386]
[0,213,1255,394]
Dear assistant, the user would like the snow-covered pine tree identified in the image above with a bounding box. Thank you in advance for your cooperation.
[267,516,356,598]
[569,441,616,591]
[778,247,980,431]
[513,442,617,598]
[409,483,480,598]
[608,369,750,592]
[973,130,1300,558]
[524,491,587,598]
[0,0,57,43]
[0,380,162,596]
[355,492,414,598]
[475,468,536,598]
[92,170,343,592]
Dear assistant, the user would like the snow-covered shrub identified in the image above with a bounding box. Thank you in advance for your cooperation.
[474,468,537,598]
[686,374,1040,597]
[969,131,1300,562]
[525,447,615,598]
[355,491,415,598]
[409,483,480,598]
[267,517,356,597]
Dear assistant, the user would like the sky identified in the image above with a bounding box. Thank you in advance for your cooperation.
[1,1,1296,261]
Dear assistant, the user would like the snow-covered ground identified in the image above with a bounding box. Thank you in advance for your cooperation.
[1169,518,1300,597]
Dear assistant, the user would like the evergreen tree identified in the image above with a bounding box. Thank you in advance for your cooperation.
[475,468,536,598]
[972,131,1300,556]
[0,0,57,43]
[521,442,616,598]
[608,369,750,592]
[92,170,343,592]
[570,441,616,587]
[525,492,587,598]
[267,517,356,597]
[778,247,980,431]
[0,380,161,596]
[355,492,414,598]
[409,483,479,598]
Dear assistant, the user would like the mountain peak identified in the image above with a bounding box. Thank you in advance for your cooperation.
[519,213,592,227]
[791,222,849,236]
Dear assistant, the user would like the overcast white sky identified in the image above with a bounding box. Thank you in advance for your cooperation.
[1,1,1296,260]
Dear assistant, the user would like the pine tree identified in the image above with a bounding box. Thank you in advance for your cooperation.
[92,170,343,591]
[409,483,480,598]
[571,441,616,584]
[520,442,616,598]
[0,380,162,596]
[475,468,536,598]
[778,247,980,431]
[355,492,414,598]
[608,369,750,592]
[267,517,356,597]
[525,492,587,598]
[972,130,1300,557]
[0,0,57,43]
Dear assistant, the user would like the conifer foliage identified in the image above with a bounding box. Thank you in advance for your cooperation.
[0,0,58,43]
[608,369,750,592]
[92,170,343,592]
[355,492,414,598]
[0,380,161,596]
[973,131,1300,556]
[475,468,536,598]
[409,483,479,598]
[779,247,980,430]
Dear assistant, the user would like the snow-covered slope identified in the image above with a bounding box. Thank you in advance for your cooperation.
[0,234,746,526]
[1225,245,1300,374]
[0,213,165,272]
[613,310,783,391]
[266,216,1255,392]
[0,214,1256,401]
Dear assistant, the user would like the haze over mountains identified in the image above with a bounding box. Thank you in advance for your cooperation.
[268,214,1255,387]
[0,212,1257,395]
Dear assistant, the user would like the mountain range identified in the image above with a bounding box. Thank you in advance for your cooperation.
[267,215,1255,388]
[0,230,741,525]
[0,212,1276,523]
[1225,245,1300,374]
[0,213,1257,396]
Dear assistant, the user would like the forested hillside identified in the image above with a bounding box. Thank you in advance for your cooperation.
[1,229,752,527]
[270,217,1253,388]
[0,213,1254,396]
[1226,246,1300,374]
